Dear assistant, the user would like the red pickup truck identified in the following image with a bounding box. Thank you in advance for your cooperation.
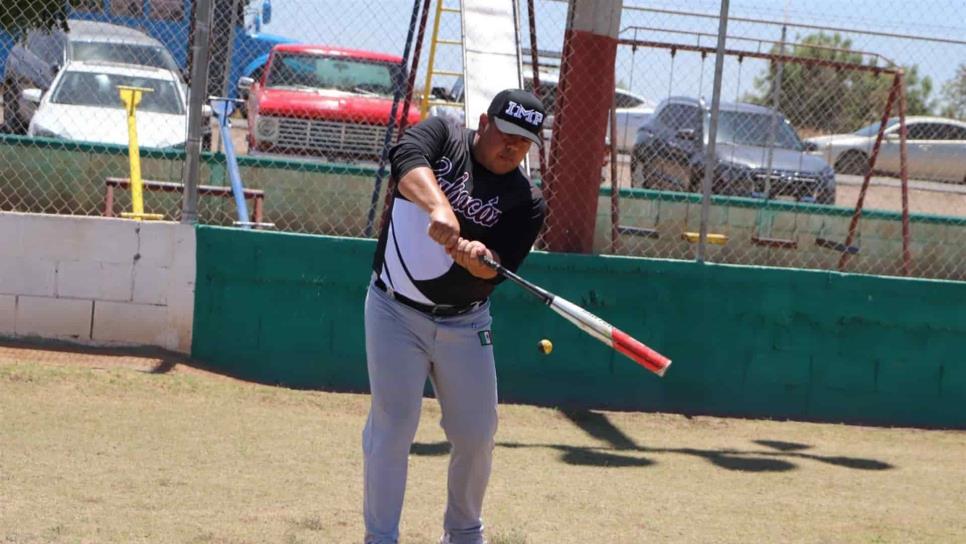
[238,43,421,162]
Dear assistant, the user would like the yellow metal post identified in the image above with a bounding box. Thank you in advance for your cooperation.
[118,85,164,221]
[420,0,448,119]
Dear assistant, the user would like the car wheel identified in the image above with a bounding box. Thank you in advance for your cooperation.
[835,150,869,176]
[2,81,26,134]
[630,155,661,189]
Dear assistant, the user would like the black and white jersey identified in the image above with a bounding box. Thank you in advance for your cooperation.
[373,116,546,306]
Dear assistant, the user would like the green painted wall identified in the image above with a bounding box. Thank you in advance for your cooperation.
[193,226,966,428]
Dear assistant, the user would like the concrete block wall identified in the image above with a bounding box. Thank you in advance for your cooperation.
[0,212,195,352]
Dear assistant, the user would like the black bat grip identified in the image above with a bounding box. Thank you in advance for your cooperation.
[480,254,504,273]
[478,255,553,305]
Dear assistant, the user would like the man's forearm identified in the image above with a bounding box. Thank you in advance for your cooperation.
[396,165,461,249]
[397,166,451,214]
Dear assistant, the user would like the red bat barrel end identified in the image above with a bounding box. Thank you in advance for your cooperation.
[611,328,671,377]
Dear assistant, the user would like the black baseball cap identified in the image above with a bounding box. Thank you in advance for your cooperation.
[486,88,546,147]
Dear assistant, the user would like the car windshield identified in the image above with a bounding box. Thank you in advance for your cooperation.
[711,110,804,150]
[854,118,900,136]
[266,52,399,96]
[70,41,180,73]
[50,71,184,114]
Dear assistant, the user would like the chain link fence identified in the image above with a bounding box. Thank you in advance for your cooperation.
[606,1,966,280]
[1,0,964,280]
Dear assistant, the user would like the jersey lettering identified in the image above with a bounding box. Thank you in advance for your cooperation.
[439,174,502,227]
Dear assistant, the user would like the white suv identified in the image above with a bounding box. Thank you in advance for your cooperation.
[25,61,190,149]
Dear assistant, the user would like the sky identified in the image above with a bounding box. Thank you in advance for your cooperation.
[261,0,965,115]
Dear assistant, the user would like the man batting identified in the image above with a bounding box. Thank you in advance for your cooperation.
[363,89,547,544]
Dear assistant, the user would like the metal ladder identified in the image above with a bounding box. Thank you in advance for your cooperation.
[419,0,464,119]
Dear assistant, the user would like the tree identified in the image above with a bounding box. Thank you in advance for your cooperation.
[749,32,934,133]
[0,0,84,39]
[939,63,966,120]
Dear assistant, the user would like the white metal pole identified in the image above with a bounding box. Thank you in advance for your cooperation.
[697,0,730,262]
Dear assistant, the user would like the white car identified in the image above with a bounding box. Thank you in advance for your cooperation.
[24,61,189,149]
[806,116,966,183]
[429,72,655,153]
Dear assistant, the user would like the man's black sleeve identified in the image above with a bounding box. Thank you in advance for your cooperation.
[388,117,450,181]
[489,185,547,280]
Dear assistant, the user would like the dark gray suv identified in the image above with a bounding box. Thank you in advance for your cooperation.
[2,19,180,134]
[630,97,836,204]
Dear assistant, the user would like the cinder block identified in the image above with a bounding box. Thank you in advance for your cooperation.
[0,257,57,296]
[0,213,24,257]
[821,356,876,393]
[84,218,141,264]
[746,352,811,387]
[132,264,170,305]
[19,214,139,263]
[16,296,92,340]
[941,359,966,397]
[18,214,83,261]
[168,224,196,290]
[0,295,15,334]
[877,357,941,396]
[136,221,180,267]
[56,260,133,301]
[92,300,171,347]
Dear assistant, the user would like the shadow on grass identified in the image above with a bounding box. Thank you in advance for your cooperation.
[0,337,183,374]
[0,340,898,474]
[411,408,894,473]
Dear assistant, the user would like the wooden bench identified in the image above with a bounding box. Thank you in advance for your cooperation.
[104,177,266,227]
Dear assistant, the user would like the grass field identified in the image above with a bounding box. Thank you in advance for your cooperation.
[1,344,965,544]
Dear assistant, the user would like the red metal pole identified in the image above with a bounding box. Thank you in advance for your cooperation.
[543,0,622,253]
[527,0,548,186]
[253,195,264,229]
[609,102,620,254]
[895,71,911,276]
[838,73,901,271]
[104,185,115,217]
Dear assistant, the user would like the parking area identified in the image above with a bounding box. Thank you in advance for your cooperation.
[5,92,960,221]
[601,155,965,216]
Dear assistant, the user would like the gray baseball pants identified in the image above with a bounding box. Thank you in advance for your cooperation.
[363,282,497,544]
